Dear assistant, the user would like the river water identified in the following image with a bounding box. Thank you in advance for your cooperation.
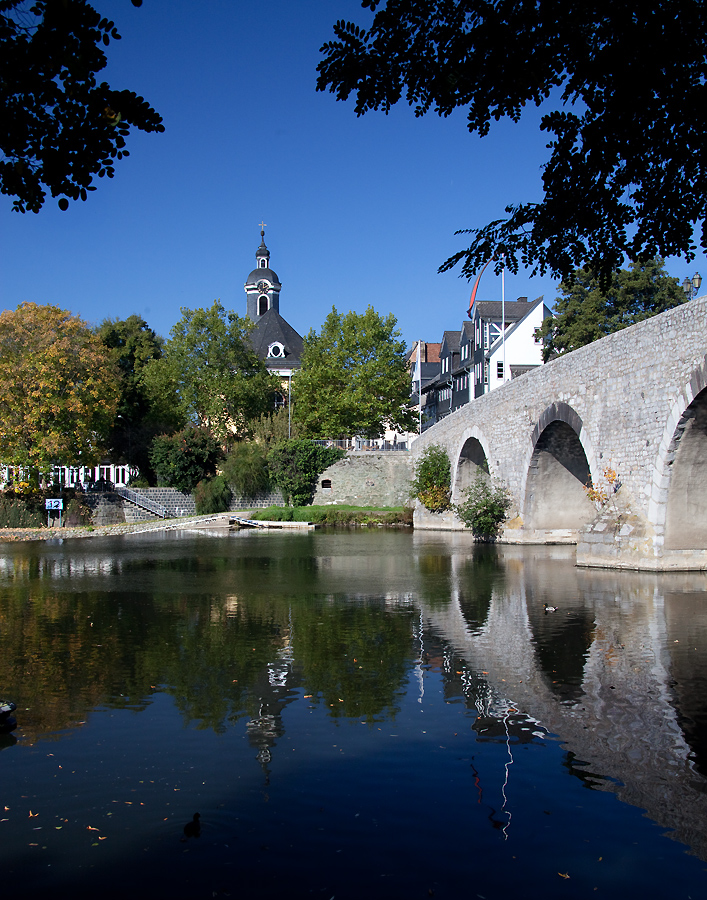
[1,529,706,899]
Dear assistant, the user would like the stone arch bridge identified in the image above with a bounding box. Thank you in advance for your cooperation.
[413,296,707,570]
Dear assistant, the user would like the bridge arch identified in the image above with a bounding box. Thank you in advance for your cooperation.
[522,402,599,530]
[452,426,492,502]
[651,356,707,551]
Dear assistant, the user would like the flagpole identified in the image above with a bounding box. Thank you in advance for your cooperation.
[501,261,506,382]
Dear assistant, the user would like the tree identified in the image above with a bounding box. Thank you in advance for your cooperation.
[149,426,223,494]
[538,259,685,360]
[294,305,417,438]
[267,439,344,506]
[98,315,183,478]
[318,1,707,284]
[145,301,280,444]
[1,0,163,213]
[0,302,119,469]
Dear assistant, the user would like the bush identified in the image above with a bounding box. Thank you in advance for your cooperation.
[194,476,232,514]
[64,496,92,526]
[455,473,511,541]
[0,498,43,528]
[267,439,344,506]
[222,442,270,498]
[411,444,451,512]
[250,408,299,447]
[150,426,223,494]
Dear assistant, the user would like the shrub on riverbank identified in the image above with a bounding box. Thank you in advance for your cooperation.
[194,475,232,514]
[411,444,451,512]
[0,497,44,528]
[267,439,344,506]
[455,473,511,541]
[249,505,412,526]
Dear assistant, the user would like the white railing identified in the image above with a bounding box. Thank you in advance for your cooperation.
[113,486,167,518]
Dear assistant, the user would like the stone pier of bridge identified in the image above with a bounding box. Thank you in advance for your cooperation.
[413,296,707,570]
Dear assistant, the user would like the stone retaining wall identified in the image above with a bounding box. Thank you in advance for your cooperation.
[312,452,414,507]
[125,487,284,519]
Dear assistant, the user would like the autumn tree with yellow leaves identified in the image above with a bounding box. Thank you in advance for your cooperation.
[0,302,119,472]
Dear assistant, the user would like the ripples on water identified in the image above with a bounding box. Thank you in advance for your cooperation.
[1,529,706,899]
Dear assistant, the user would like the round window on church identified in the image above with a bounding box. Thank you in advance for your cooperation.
[268,341,285,359]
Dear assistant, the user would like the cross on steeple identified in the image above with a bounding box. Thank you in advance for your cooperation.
[259,221,267,237]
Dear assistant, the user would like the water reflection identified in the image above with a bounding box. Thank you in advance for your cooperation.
[1,530,707,888]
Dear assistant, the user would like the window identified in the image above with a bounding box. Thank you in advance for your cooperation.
[321,479,332,493]
[483,323,489,349]
[267,341,285,358]
[260,259,266,268]
[484,360,489,384]
[259,295,268,316]
[497,361,504,379]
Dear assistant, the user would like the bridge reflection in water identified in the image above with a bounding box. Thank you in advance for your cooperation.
[413,531,707,858]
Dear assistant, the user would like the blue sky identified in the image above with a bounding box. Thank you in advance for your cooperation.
[2,0,704,348]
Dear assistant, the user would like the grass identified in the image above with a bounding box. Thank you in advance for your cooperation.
[246,505,413,526]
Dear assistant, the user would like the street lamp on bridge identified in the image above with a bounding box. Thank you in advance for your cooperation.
[682,272,702,301]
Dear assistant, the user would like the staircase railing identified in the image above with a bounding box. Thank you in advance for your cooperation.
[114,486,167,519]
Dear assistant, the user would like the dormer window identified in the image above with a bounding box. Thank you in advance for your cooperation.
[267,341,286,359]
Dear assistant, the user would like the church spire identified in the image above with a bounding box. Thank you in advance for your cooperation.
[256,221,270,266]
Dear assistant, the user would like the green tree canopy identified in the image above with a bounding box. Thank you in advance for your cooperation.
[294,305,417,438]
[318,1,707,283]
[150,426,223,494]
[538,259,685,361]
[1,0,163,213]
[0,302,119,468]
[145,301,280,443]
[98,315,182,478]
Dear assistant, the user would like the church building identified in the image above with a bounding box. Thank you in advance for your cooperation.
[245,227,303,380]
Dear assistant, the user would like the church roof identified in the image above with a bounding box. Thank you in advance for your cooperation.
[245,266,281,287]
[249,308,304,371]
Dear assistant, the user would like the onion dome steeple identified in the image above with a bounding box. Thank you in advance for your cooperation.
[244,222,281,322]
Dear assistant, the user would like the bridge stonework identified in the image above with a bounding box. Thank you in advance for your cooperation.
[413,296,707,570]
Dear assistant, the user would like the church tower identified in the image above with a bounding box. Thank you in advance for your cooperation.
[244,225,282,322]
[244,225,304,378]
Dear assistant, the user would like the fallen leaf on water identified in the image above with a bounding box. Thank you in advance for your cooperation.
[558,872,570,879]
[29,811,38,818]
[99,836,107,840]
[87,826,99,831]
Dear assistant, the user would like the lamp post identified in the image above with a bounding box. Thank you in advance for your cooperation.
[682,272,702,301]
